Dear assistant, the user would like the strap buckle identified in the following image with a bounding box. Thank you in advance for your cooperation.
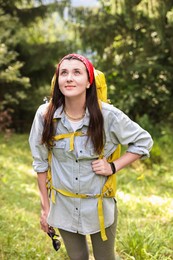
[86,194,99,199]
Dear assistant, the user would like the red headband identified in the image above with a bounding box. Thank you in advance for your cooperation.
[57,53,94,85]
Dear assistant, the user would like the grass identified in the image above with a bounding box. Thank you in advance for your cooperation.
[0,133,69,260]
[0,132,173,259]
[115,129,173,259]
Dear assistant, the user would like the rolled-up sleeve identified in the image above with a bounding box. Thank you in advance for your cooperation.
[109,109,153,159]
[29,104,49,172]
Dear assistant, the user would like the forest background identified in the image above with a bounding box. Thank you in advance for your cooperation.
[1,0,173,132]
[0,0,173,259]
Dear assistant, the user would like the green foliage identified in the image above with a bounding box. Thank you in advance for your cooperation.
[72,0,173,124]
[1,0,173,132]
[0,131,173,259]
[0,7,30,112]
[0,0,73,132]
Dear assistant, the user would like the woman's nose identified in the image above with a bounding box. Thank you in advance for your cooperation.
[67,73,73,81]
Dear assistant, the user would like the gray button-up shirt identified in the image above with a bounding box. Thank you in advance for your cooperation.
[29,102,153,235]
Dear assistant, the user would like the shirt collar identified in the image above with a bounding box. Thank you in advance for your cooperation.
[53,105,64,119]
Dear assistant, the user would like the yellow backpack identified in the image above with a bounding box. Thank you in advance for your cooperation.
[47,70,121,241]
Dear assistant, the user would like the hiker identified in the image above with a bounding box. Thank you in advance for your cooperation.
[29,53,153,260]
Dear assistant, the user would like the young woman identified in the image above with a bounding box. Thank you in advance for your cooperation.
[29,53,153,260]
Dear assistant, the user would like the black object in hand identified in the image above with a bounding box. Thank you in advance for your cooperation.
[47,226,61,251]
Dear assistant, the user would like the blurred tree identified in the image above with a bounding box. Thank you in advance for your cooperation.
[0,0,74,132]
[1,0,173,131]
[0,4,30,131]
[70,0,173,124]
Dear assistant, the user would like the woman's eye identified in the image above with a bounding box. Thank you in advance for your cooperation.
[60,71,67,75]
[74,70,80,75]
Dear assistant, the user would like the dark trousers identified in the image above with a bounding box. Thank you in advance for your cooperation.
[59,203,118,260]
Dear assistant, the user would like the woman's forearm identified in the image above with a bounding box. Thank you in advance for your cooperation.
[37,172,50,232]
[114,152,141,172]
[37,172,50,212]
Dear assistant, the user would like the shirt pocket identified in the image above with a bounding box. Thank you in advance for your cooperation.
[81,138,99,159]
[52,140,67,161]
[80,147,99,160]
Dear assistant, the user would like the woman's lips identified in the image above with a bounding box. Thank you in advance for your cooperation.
[65,85,75,89]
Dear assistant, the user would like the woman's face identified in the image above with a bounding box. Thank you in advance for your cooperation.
[58,59,90,99]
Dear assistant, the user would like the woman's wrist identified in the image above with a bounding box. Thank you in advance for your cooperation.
[109,162,116,174]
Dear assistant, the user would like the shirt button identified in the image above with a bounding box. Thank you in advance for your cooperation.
[75,177,78,180]
[80,150,82,153]
[76,159,78,163]
[76,208,78,210]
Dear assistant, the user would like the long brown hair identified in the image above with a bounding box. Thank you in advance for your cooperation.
[42,57,104,154]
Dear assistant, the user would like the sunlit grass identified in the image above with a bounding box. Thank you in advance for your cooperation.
[116,150,173,259]
[0,133,173,259]
[0,133,69,260]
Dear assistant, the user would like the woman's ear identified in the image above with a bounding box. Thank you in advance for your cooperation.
[86,83,90,89]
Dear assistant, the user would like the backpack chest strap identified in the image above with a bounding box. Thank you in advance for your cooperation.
[53,131,85,151]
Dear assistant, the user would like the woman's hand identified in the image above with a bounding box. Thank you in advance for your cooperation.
[40,209,49,233]
[92,157,113,176]
[92,152,142,176]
